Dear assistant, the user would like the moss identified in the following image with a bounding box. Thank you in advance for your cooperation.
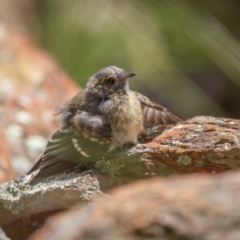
[95,158,125,176]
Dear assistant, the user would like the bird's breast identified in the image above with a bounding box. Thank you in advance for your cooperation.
[100,91,143,147]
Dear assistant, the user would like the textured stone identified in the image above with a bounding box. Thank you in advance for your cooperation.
[2,115,240,238]
[29,170,240,240]
[0,168,104,240]
[91,116,240,179]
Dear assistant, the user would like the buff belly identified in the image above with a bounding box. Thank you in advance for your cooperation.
[111,91,143,148]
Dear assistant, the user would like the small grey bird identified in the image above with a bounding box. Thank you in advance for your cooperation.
[28,66,181,183]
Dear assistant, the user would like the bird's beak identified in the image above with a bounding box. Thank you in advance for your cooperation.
[121,72,136,82]
[125,72,136,78]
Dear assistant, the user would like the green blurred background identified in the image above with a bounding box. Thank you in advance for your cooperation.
[8,0,240,119]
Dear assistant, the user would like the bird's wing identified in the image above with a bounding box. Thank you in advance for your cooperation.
[28,125,110,184]
[133,91,182,127]
[28,127,83,183]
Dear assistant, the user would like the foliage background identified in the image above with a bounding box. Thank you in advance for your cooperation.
[5,0,240,119]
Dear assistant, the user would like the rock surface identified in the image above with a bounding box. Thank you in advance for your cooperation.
[1,115,240,238]
[29,170,240,240]
[89,116,240,179]
[0,167,103,240]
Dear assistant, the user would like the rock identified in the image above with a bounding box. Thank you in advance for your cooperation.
[91,116,240,179]
[0,167,104,240]
[2,115,240,238]
[29,170,240,240]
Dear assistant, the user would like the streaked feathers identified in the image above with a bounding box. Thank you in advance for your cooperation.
[134,91,181,127]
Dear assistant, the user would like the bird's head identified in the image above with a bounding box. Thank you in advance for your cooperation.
[86,66,136,98]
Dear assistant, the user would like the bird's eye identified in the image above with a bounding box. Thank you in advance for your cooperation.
[106,78,115,85]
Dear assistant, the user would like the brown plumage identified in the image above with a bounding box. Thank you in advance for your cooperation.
[28,66,181,183]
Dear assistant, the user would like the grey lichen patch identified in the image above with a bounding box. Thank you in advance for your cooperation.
[0,175,33,214]
[171,140,181,146]
[177,155,192,165]
[0,168,101,221]
[195,125,204,132]
[214,142,232,153]
[216,119,225,126]
[95,158,125,176]
[163,124,183,134]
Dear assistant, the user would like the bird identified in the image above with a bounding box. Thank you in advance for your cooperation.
[28,66,181,183]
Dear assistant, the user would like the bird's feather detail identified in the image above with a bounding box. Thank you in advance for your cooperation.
[133,91,181,127]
